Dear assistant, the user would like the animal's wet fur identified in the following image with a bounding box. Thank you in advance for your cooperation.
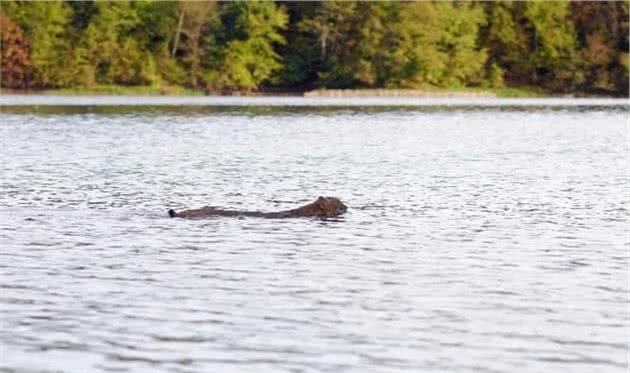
[169,196,347,219]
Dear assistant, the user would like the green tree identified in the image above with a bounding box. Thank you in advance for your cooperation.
[133,1,184,87]
[381,2,445,88]
[75,1,153,86]
[482,2,528,84]
[276,2,327,88]
[173,1,216,88]
[349,2,390,86]
[299,1,356,87]
[525,1,581,91]
[300,2,393,88]
[381,2,487,88]
[436,2,488,87]
[208,1,288,91]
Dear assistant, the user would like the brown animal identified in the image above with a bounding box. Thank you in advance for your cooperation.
[168,196,347,219]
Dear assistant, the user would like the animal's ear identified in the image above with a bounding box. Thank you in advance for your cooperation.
[316,196,327,208]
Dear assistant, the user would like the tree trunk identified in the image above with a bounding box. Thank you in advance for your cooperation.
[172,11,184,58]
[321,28,328,60]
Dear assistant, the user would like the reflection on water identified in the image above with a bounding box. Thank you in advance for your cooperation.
[1,102,629,373]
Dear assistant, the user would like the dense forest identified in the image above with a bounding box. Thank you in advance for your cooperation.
[1,1,628,96]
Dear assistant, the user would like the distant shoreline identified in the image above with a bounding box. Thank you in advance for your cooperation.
[0,86,625,99]
[2,96,628,108]
[303,89,496,98]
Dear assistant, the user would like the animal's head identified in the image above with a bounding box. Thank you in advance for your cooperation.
[309,196,347,217]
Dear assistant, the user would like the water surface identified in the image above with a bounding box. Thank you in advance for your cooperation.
[1,99,628,373]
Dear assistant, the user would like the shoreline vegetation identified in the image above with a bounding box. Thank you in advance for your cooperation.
[1,2,628,98]
[0,86,593,98]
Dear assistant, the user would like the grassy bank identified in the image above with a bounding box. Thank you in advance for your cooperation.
[50,85,206,96]
[1,85,206,96]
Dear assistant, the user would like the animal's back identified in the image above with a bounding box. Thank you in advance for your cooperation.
[169,196,347,219]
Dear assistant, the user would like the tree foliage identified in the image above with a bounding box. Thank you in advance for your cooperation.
[524,1,581,90]
[208,1,288,91]
[0,0,628,96]
[3,1,73,88]
[0,15,30,89]
[571,1,629,95]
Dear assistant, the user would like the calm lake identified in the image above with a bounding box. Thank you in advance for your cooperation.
[1,97,629,373]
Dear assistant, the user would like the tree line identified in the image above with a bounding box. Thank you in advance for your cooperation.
[1,1,628,96]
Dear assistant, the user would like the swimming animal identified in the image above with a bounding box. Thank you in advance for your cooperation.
[168,196,347,219]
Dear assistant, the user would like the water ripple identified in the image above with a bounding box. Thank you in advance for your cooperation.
[1,106,628,373]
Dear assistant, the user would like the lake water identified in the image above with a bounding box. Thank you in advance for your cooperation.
[1,97,629,373]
